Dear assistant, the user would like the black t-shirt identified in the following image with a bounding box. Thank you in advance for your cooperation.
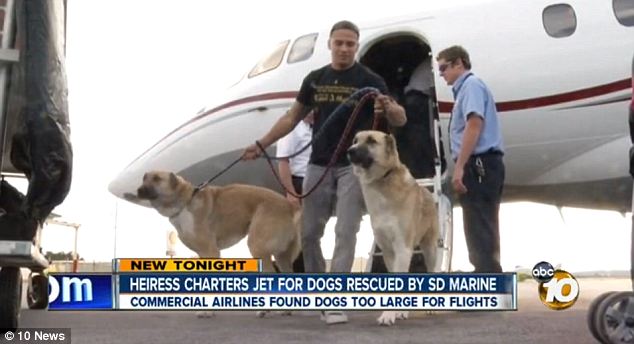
[296,63,388,166]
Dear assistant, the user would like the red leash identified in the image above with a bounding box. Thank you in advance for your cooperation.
[258,91,380,199]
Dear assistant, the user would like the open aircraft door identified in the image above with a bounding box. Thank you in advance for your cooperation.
[361,38,453,273]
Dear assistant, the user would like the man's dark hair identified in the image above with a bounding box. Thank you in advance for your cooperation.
[330,20,360,39]
[436,45,472,69]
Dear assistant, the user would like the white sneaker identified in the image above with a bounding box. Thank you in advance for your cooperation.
[320,311,348,325]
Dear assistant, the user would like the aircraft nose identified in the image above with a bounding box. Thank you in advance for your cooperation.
[108,167,148,205]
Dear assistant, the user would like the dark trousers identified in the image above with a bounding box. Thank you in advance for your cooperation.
[630,181,634,290]
[291,175,305,273]
[458,153,505,273]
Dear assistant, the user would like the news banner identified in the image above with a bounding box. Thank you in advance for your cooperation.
[48,258,517,311]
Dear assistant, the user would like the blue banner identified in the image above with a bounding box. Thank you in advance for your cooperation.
[117,273,515,294]
[48,274,113,310]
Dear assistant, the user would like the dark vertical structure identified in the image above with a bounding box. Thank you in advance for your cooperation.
[629,53,634,289]
[0,0,72,240]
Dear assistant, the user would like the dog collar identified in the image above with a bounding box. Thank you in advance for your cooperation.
[168,189,197,219]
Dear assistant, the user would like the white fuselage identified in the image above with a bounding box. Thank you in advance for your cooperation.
[109,0,634,211]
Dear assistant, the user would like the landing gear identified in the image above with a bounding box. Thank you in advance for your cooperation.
[588,291,634,343]
[0,226,49,331]
[26,272,48,309]
[0,267,23,332]
[588,291,617,343]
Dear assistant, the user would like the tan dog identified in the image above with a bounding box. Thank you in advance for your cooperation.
[124,171,302,317]
[347,130,439,326]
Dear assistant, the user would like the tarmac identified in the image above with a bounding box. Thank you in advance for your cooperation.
[12,277,630,344]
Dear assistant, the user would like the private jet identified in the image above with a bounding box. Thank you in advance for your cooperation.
[109,0,634,213]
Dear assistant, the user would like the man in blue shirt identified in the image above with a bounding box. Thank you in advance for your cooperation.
[437,45,505,273]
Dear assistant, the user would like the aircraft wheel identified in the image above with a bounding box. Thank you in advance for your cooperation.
[594,291,634,344]
[436,194,453,272]
[587,291,616,343]
[27,273,48,309]
[0,267,23,333]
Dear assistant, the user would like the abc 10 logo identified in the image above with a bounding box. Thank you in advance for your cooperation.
[532,261,579,310]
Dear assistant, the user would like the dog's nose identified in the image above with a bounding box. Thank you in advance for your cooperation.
[347,146,356,155]
[347,147,358,162]
[347,146,373,168]
[137,186,156,200]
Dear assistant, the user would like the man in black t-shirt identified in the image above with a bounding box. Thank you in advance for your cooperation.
[243,20,406,324]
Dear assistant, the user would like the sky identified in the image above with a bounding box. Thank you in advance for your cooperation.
[22,0,632,274]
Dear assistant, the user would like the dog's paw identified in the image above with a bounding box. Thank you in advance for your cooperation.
[196,311,215,318]
[396,311,409,320]
[377,311,397,326]
[256,310,270,318]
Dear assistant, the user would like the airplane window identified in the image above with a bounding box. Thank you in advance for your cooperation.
[248,40,290,78]
[288,33,318,64]
[542,4,577,38]
[613,0,634,27]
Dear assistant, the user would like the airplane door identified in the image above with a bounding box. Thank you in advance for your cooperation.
[360,34,453,273]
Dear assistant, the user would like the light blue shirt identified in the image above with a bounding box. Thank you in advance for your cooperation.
[449,71,504,160]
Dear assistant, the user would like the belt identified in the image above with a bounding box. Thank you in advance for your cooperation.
[472,148,503,158]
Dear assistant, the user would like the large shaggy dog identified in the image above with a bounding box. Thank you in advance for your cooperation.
[348,130,439,326]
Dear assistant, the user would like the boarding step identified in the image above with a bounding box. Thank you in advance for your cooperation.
[367,244,429,273]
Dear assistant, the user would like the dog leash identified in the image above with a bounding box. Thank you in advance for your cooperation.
[194,87,383,195]
[262,87,382,162]
[193,156,243,192]
[258,89,380,199]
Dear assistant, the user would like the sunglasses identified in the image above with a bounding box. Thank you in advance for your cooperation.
[438,62,453,73]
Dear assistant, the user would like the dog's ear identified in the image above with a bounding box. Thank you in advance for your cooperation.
[384,133,395,155]
[169,172,178,189]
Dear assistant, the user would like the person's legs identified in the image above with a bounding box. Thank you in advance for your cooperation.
[330,165,365,273]
[459,155,504,273]
[292,176,304,195]
[316,165,364,325]
[301,164,335,273]
[291,175,305,272]
[631,180,634,290]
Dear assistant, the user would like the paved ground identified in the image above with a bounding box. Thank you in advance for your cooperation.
[13,277,631,344]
